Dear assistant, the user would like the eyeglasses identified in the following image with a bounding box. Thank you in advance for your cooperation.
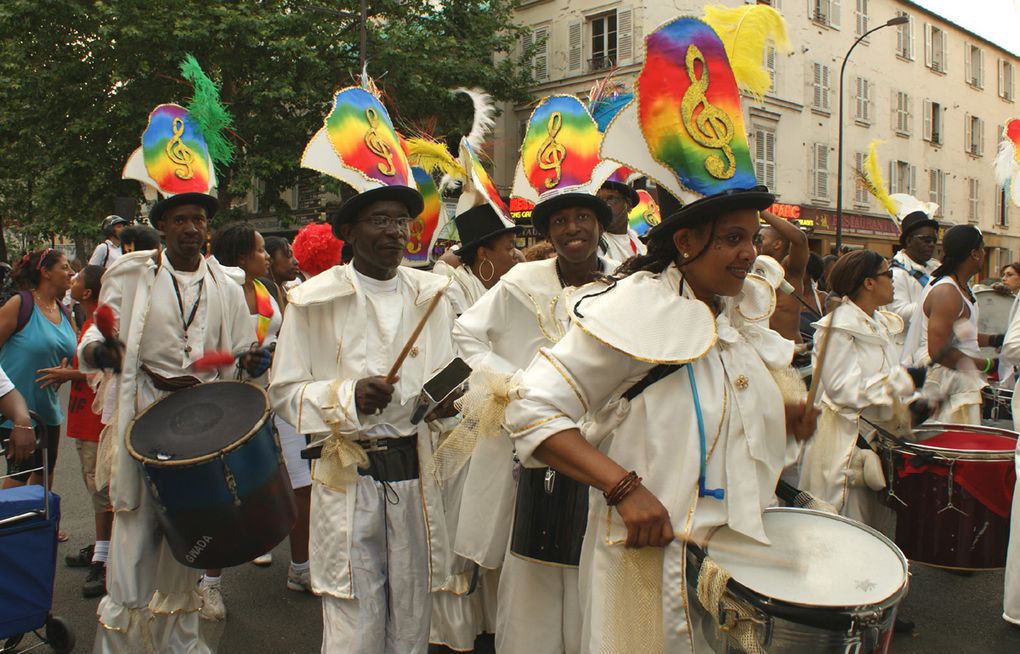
[361,215,412,231]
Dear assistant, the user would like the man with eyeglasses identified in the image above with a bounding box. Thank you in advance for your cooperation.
[596,180,646,262]
[888,211,941,330]
[270,186,459,653]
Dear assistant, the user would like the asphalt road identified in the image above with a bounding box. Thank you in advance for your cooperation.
[14,431,1020,653]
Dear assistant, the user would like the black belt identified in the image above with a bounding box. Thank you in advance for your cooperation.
[357,436,419,482]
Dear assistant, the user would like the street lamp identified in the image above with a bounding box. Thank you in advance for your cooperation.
[835,14,910,254]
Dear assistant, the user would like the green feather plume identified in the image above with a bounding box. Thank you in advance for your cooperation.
[179,54,234,168]
[702,4,792,101]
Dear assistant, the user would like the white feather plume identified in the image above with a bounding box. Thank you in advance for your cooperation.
[454,87,496,151]
[995,136,1018,187]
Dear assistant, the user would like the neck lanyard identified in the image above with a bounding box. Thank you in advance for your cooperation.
[687,365,725,500]
[169,272,204,354]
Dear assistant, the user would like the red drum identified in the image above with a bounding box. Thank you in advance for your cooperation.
[877,423,1017,569]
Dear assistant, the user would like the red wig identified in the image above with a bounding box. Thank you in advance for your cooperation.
[292,223,343,277]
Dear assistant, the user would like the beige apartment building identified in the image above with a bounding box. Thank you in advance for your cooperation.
[495,0,1020,275]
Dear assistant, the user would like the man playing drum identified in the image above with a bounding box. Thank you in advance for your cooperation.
[269,85,458,653]
[80,95,265,653]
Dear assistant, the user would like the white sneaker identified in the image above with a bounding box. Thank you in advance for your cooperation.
[286,564,312,593]
[199,583,226,621]
[251,552,273,567]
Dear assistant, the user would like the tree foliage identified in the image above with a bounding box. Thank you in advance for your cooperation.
[0,0,533,256]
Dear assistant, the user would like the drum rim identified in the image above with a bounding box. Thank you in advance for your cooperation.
[126,381,272,467]
[883,422,1019,461]
[701,507,909,614]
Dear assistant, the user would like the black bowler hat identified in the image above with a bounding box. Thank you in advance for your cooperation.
[898,211,940,246]
[455,204,520,253]
[329,185,425,239]
[531,192,613,236]
[150,192,220,225]
[600,180,639,208]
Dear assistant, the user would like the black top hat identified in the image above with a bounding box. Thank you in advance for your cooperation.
[149,192,219,225]
[648,186,775,240]
[329,185,425,238]
[898,211,940,246]
[600,180,640,208]
[455,204,519,253]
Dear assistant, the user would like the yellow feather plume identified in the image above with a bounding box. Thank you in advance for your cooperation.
[702,4,792,101]
[405,137,466,180]
[856,140,899,220]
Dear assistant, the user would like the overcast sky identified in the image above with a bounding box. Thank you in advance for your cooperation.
[915,0,1020,55]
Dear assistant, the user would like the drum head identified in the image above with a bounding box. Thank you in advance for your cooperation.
[706,508,906,608]
[976,289,1014,335]
[130,382,269,462]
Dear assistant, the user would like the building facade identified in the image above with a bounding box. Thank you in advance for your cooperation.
[495,0,1020,276]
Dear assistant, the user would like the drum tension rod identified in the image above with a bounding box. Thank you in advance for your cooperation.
[937,461,969,517]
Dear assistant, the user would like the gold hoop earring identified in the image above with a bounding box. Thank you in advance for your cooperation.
[480,258,496,283]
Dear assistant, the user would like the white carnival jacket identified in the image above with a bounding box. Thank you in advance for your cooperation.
[268,264,457,598]
[799,302,915,523]
[450,257,606,569]
[504,264,795,653]
[433,260,488,316]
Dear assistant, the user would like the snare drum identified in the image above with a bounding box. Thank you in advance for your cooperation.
[686,508,908,654]
[510,467,588,566]
[877,423,1018,569]
[981,384,1014,422]
[128,381,297,569]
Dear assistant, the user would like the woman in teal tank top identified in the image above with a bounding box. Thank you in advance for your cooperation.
[0,248,76,487]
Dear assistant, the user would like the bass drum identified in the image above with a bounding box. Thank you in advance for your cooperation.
[876,422,1017,569]
[510,467,588,567]
[128,381,297,569]
[686,507,908,654]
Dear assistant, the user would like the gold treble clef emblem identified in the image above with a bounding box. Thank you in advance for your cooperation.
[537,112,566,188]
[406,217,426,253]
[165,117,195,180]
[364,107,396,176]
[680,45,736,180]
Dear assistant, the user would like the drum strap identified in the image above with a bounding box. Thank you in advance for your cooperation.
[696,556,766,654]
[890,260,930,287]
[621,363,685,401]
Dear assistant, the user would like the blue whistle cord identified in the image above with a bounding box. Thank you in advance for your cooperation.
[687,365,725,500]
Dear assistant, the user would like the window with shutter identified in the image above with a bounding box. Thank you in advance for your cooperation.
[968,45,983,88]
[968,178,980,222]
[893,91,911,134]
[895,12,913,60]
[929,169,945,216]
[854,0,868,36]
[854,152,870,205]
[754,128,777,190]
[589,12,618,72]
[812,63,831,111]
[568,22,582,73]
[925,25,946,73]
[854,77,871,123]
[617,8,634,65]
[534,27,550,81]
[1000,60,1015,101]
[997,184,1009,227]
[813,143,829,199]
[765,46,778,94]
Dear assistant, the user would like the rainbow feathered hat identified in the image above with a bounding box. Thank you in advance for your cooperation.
[301,84,422,236]
[122,56,232,224]
[994,119,1020,208]
[511,95,618,234]
[599,5,790,236]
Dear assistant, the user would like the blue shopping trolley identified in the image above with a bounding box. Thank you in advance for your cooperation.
[0,412,74,653]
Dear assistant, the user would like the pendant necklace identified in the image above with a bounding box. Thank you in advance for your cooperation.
[170,273,204,355]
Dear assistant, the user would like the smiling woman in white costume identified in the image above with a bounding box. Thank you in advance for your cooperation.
[502,11,818,652]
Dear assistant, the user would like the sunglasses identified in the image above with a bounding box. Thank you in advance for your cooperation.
[872,269,894,279]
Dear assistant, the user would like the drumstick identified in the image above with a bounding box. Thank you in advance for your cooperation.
[385,288,445,384]
[805,297,843,408]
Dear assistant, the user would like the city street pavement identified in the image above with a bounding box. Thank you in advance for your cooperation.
[28,433,1020,653]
